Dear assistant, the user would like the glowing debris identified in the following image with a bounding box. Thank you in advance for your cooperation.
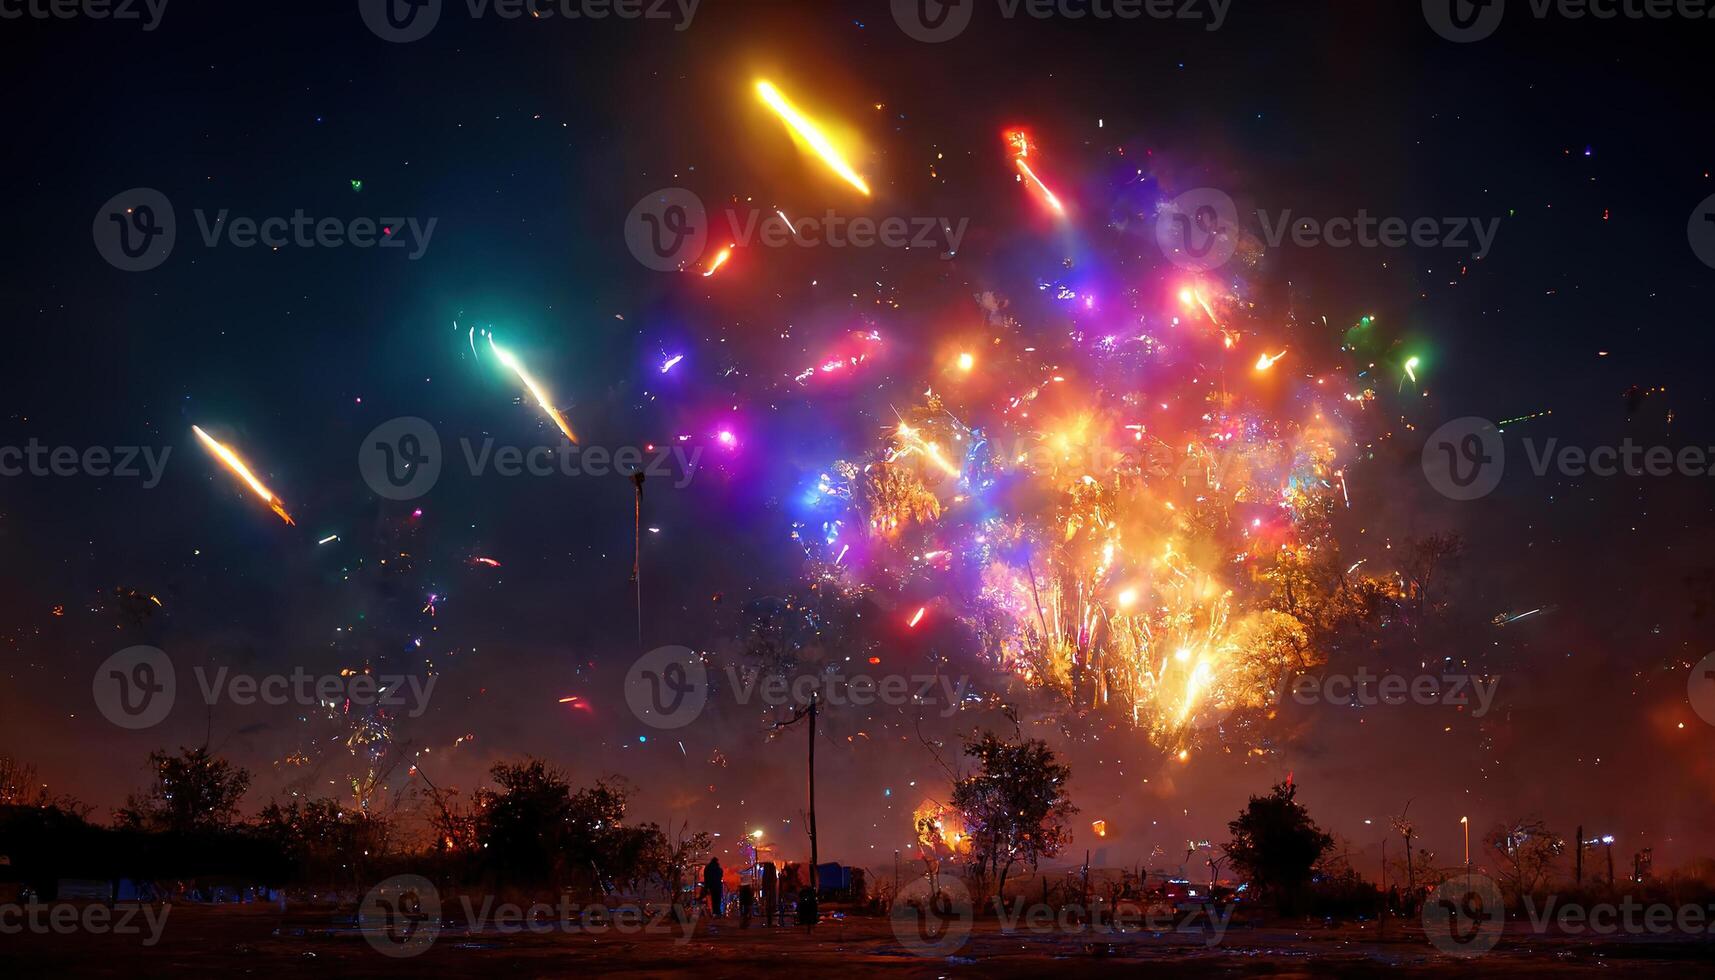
[487,335,578,444]
[701,246,732,277]
[191,425,295,525]
[755,80,871,196]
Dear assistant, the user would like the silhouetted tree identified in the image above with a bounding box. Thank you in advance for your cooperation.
[117,747,251,834]
[1224,781,1333,912]
[950,731,1076,904]
[1484,817,1564,900]
[254,797,390,888]
[474,759,578,885]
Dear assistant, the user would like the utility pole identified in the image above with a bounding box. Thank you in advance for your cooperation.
[1380,836,1387,939]
[809,692,818,895]
[630,471,645,646]
[1575,825,1583,885]
[772,692,819,926]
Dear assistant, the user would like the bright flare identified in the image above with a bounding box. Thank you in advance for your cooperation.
[488,335,578,444]
[191,425,295,525]
[1006,130,1066,214]
[702,246,732,278]
[755,80,871,196]
[1255,349,1287,372]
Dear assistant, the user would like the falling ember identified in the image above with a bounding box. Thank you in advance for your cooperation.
[1178,284,1221,326]
[488,335,578,444]
[317,534,340,545]
[755,80,871,195]
[701,246,732,278]
[660,353,685,373]
[1005,131,1065,214]
[471,557,502,567]
[1403,355,1421,383]
[1091,819,1108,838]
[1254,349,1288,372]
[191,425,295,525]
[907,606,926,628]
[1014,159,1064,214]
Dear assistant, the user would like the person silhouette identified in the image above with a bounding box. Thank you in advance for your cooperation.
[703,857,725,918]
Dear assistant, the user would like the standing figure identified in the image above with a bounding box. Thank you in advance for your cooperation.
[761,862,779,926]
[703,857,725,918]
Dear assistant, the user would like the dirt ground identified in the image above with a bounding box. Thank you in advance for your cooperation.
[5,904,1715,977]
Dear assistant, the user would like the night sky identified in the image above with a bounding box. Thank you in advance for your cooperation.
[5,0,1715,878]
